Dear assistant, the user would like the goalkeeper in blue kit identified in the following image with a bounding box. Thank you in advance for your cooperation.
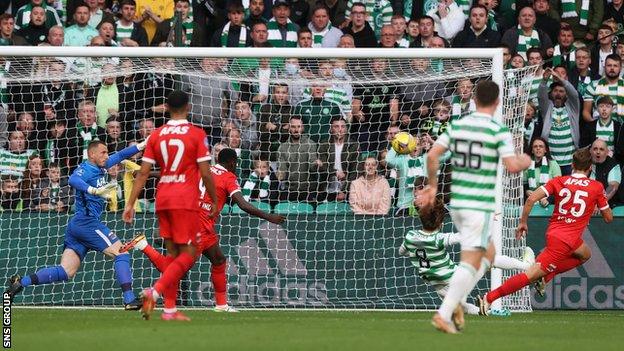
[5,139,147,310]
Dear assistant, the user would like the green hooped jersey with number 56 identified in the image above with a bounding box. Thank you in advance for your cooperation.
[435,112,515,213]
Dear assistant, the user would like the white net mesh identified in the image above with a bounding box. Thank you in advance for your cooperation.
[0,49,535,310]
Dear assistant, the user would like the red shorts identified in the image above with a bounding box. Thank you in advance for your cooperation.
[157,209,201,245]
[536,235,584,273]
[197,221,219,252]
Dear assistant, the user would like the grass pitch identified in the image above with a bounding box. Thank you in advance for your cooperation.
[10,309,624,351]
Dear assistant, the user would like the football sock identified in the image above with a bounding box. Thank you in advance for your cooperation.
[463,302,481,315]
[163,281,178,314]
[20,266,68,287]
[544,256,584,283]
[143,245,174,273]
[438,262,476,321]
[211,262,227,306]
[134,237,148,251]
[153,252,196,296]
[486,273,530,304]
[114,254,136,304]
[494,255,530,271]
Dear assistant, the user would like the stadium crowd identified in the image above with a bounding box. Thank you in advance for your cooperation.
[2,0,624,215]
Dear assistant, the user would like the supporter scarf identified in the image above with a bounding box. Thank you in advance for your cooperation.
[561,0,590,26]
[182,17,194,46]
[77,122,99,159]
[527,157,550,189]
[488,9,497,31]
[220,22,247,47]
[267,18,298,47]
[552,44,576,69]
[242,172,270,201]
[312,23,331,48]
[516,26,541,60]
[456,0,471,17]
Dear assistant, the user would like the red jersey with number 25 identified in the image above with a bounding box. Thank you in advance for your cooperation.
[199,164,241,228]
[142,120,211,210]
[540,174,609,246]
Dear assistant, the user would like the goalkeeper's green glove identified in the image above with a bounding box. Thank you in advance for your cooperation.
[87,182,118,200]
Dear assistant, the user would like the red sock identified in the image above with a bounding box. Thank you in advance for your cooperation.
[143,245,174,273]
[153,252,196,295]
[544,257,584,283]
[486,273,530,304]
[163,280,178,312]
[211,262,227,306]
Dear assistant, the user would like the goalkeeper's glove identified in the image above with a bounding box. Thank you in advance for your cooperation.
[136,135,150,151]
[88,182,118,200]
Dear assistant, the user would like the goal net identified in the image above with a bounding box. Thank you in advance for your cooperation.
[0,47,536,311]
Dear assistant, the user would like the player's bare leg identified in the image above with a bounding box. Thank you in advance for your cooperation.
[203,244,238,313]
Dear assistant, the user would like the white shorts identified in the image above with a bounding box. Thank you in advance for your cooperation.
[450,208,494,251]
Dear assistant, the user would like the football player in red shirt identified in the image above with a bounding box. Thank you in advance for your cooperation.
[478,148,613,315]
[122,148,284,313]
[122,90,218,321]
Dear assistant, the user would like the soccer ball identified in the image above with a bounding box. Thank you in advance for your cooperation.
[391,132,418,155]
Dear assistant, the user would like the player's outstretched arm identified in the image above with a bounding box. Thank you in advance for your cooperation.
[416,143,446,208]
[231,192,285,224]
[502,153,531,174]
[105,138,148,169]
[122,161,152,223]
[68,169,116,199]
[198,161,219,218]
[516,187,547,239]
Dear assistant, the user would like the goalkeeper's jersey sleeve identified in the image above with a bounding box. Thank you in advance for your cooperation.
[69,161,107,219]
[402,229,457,284]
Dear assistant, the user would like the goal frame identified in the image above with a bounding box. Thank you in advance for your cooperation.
[1,46,509,310]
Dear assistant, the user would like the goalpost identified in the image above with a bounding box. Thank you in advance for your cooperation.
[0,47,535,311]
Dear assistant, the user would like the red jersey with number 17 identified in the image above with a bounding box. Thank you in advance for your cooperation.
[142,119,211,210]
[540,174,609,246]
[199,164,241,229]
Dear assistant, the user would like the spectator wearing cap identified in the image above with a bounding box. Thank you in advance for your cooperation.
[267,0,299,48]
[14,0,61,30]
[0,14,28,46]
[538,68,580,176]
[426,0,464,41]
[64,4,98,46]
[501,6,552,60]
[550,0,603,42]
[533,0,560,46]
[452,5,501,48]
[307,3,343,48]
[341,2,376,48]
[211,2,249,47]
[115,0,149,46]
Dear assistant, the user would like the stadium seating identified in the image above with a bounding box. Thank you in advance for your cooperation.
[274,202,314,215]
[231,202,271,214]
[316,202,352,214]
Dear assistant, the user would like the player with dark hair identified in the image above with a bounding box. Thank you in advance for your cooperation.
[121,148,285,313]
[5,139,148,310]
[479,148,613,314]
[123,90,219,321]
